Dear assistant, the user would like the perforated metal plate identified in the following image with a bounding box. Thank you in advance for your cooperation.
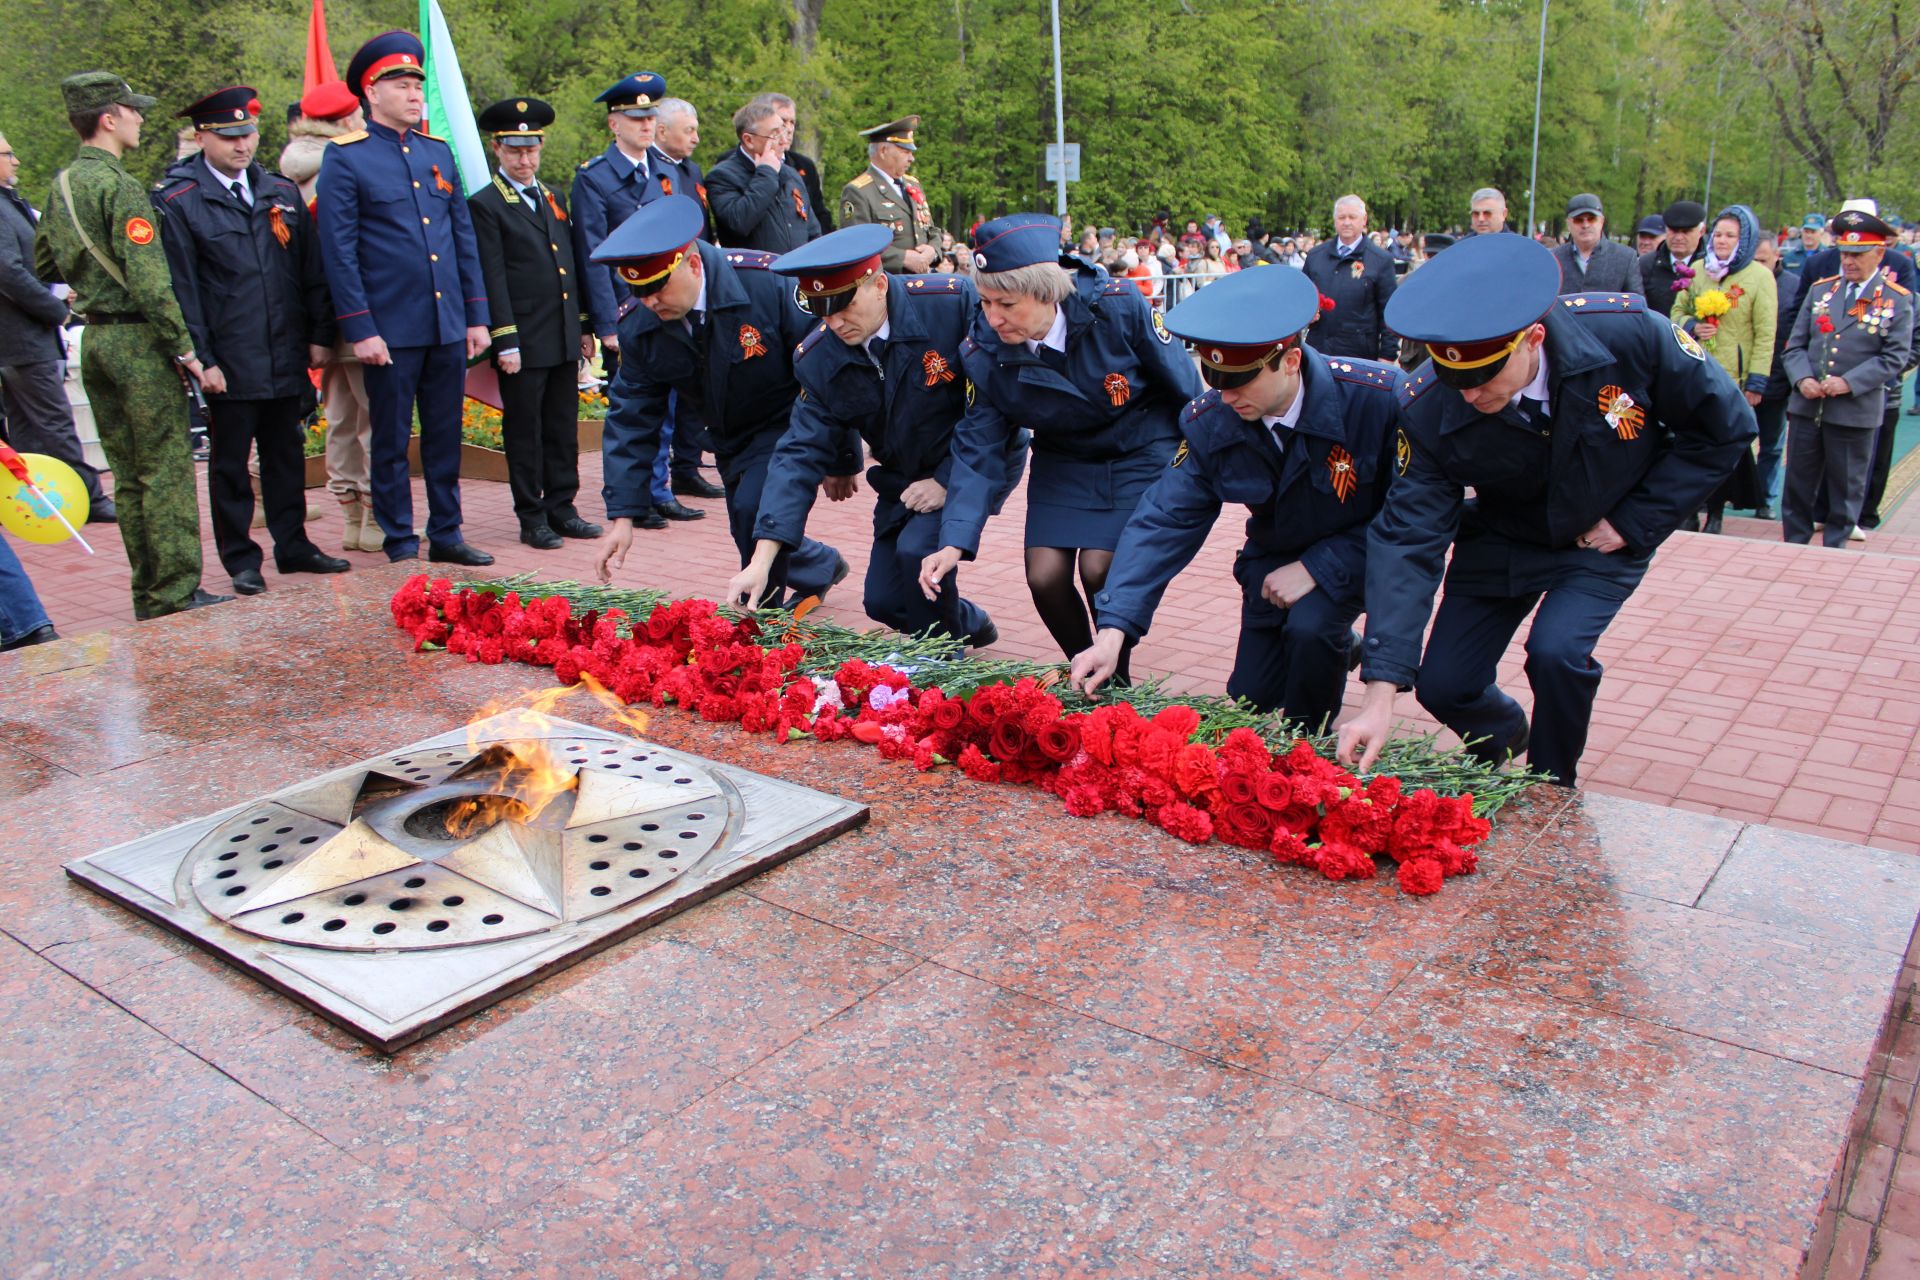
[66,714,867,1051]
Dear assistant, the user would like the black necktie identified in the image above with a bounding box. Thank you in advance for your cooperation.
[1036,344,1067,374]
[230,180,246,206]
[524,183,544,222]
[689,312,707,351]
[866,336,887,374]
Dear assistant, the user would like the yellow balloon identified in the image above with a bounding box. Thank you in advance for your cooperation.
[0,453,90,544]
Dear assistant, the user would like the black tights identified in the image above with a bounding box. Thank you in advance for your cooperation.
[1026,545,1133,683]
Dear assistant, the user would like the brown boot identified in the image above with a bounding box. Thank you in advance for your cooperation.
[353,496,388,553]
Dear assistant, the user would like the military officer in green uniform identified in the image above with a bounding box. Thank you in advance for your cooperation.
[36,72,229,617]
[838,116,935,274]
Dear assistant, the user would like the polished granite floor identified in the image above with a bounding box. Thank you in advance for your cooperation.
[4,566,1918,1278]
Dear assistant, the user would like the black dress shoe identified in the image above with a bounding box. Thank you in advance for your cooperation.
[635,511,668,530]
[520,525,563,550]
[553,516,604,538]
[967,619,998,649]
[671,473,725,499]
[1703,513,1724,535]
[183,587,234,610]
[428,541,496,566]
[655,499,705,522]
[1,622,58,651]
[231,569,267,596]
[279,550,352,575]
[86,498,118,524]
[1754,504,1778,520]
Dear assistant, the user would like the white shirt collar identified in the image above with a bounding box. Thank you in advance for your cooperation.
[1261,380,1306,447]
[685,280,709,333]
[1336,235,1362,255]
[206,159,251,205]
[1025,305,1068,355]
[615,142,650,175]
[1510,345,1551,410]
[499,169,538,196]
[866,317,891,352]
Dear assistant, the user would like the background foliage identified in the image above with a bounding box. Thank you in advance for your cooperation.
[1,0,1913,238]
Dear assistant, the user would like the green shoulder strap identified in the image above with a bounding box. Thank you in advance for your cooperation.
[56,167,129,290]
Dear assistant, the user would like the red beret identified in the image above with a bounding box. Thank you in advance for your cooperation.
[300,80,360,122]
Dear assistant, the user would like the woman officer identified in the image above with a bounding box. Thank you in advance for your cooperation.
[917,213,1202,681]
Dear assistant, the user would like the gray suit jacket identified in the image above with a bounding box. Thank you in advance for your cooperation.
[1552,239,1644,297]
[1782,270,1915,426]
[0,187,68,367]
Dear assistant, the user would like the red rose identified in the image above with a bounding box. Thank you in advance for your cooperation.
[1218,769,1259,807]
[1036,720,1081,763]
[931,699,967,731]
[1397,857,1445,896]
[1256,773,1294,811]
[1218,803,1273,850]
[988,716,1030,761]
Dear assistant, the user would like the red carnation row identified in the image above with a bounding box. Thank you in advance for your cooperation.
[391,576,1491,895]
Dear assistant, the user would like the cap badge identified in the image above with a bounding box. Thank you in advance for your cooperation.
[515,100,528,112]
[973,251,988,270]
[1209,348,1224,364]
[811,279,826,292]
[1443,346,1462,363]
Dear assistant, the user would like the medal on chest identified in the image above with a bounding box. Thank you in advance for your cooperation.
[1598,385,1644,440]
[1326,446,1357,502]
[1349,259,1364,279]
[1103,372,1131,406]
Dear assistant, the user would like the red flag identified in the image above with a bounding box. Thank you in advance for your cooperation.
[304,0,340,91]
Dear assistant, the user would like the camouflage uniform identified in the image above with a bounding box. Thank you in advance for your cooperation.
[35,76,205,619]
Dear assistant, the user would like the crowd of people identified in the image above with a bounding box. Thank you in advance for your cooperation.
[0,36,1910,794]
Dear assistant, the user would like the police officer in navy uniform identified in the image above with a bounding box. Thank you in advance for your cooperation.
[468,97,603,551]
[1337,235,1754,786]
[727,225,1027,647]
[569,73,719,517]
[918,214,1202,682]
[1072,266,1400,730]
[591,195,846,598]
[157,86,348,595]
[315,30,494,564]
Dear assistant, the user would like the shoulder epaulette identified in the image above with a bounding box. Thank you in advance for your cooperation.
[578,155,602,170]
[1326,356,1398,389]
[960,335,977,358]
[1887,280,1911,297]
[414,128,444,143]
[330,130,368,146]
[848,172,873,189]
[262,171,300,194]
[1181,391,1219,425]
[1559,293,1644,315]
[1101,278,1134,296]
[159,178,197,202]
[724,249,777,271]
[1398,365,1442,409]
[795,322,830,360]
[903,273,965,294]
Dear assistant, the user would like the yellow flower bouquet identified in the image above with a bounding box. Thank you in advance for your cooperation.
[1693,289,1734,319]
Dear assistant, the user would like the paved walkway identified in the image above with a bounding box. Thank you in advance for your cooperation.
[14,446,1920,858]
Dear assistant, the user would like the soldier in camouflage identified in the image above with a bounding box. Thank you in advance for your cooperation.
[35,72,229,618]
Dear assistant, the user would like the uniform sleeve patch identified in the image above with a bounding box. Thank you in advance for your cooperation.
[964,378,976,408]
[1171,438,1190,468]
[1671,323,1705,361]
[1151,311,1173,345]
[125,216,155,245]
[1395,428,1412,476]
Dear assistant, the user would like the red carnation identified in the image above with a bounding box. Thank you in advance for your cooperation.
[956,743,1003,783]
[1062,785,1106,817]
[1151,705,1202,739]
[1270,830,1313,866]
[1155,801,1214,844]
[1313,841,1377,881]
[475,638,506,665]
[1397,857,1445,896]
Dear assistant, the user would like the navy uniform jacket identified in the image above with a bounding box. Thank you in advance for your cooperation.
[570,143,671,341]
[600,242,818,518]
[1301,238,1399,360]
[155,158,333,401]
[648,144,711,241]
[940,266,1203,555]
[705,146,820,254]
[314,121,487,346]
[1094,350,1401,639]
[468,173,584,369]
[1361,294,1755,688]
[755,274,978,548]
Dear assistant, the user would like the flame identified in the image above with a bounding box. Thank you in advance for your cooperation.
[446,679,650,836]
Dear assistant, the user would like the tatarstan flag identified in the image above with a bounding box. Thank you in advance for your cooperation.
[419,0,488,196]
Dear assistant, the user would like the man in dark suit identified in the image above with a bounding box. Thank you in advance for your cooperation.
[0,128,111,520]
[1300,194,1398,360]
[650,98,710,240]
[1551,193,1644,296]
[754,93,832,235]
[156,86,348,595]
[705,98,820,254]
[468,98,603,551]
[1637,199,1706,308]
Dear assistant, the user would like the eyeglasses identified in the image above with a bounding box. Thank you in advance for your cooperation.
[0,151,15,159]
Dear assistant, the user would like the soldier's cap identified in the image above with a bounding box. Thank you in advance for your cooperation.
[1660,199,1706,230]
[60,72,157,115]
[300,80,361,123]
[346,31,426,97]
[1830,208,1895,252]
[478,97,553,146]
[180,86,261,137]
[770,224,892,316]
[1565,192,1603,218]
[590,193,703,295]
[1635,214,1665,236]
[1385,233,1560,390]
[971,213,1063,274]
[1422,232,1455,253]
[1803,212,1827,230]
[1163,261,1321,390]
[859,115,920,152]
[596,73,665,118]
